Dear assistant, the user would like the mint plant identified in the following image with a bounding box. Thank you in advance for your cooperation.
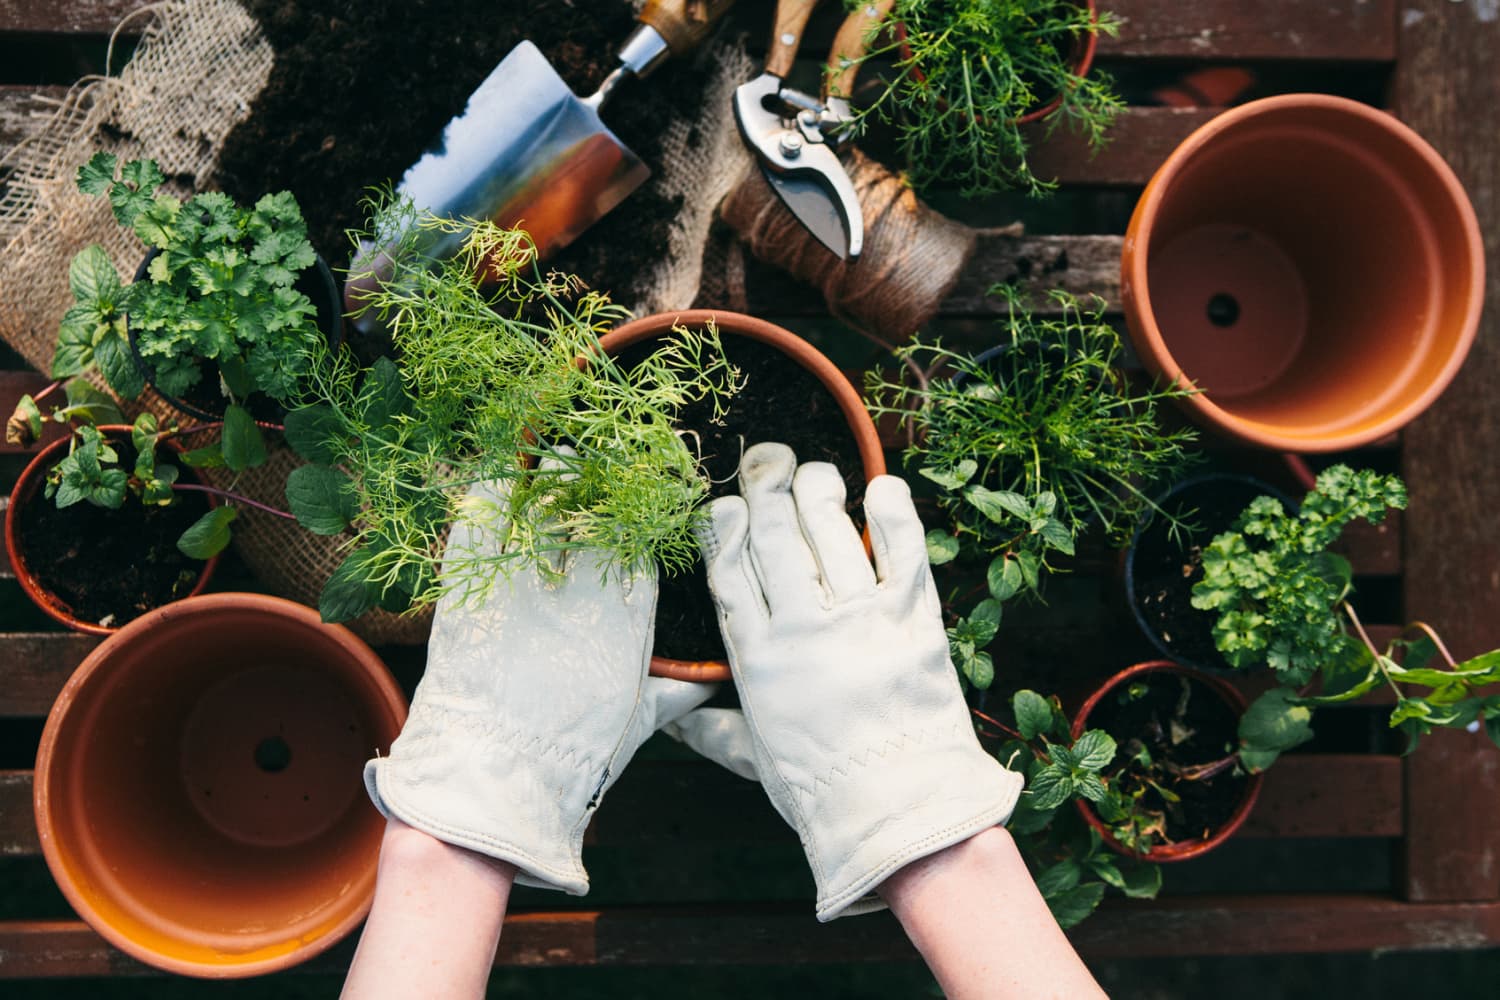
[980,690,1161,928]
[1191,465,1500,768]
[283,200,739,622]
[867,289,1197,688]
[834,0,1124,196]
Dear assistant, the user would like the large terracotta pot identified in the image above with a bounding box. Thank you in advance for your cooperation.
[34,593,407,977]
[1121,94,1484,451]
[1071,660,1262,862]
[6,426,220,635]
[597,309,886,683]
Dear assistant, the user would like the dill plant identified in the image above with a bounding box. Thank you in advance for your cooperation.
[284,200,739,622]
[834,0,1124,196]
[866,288,1197,687]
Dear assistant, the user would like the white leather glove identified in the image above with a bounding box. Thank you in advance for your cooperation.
[364,477,714,895]
[681,442,1023,921]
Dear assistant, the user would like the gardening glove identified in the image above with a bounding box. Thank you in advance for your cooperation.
[680,442,1023,920]
[363,469,715,896]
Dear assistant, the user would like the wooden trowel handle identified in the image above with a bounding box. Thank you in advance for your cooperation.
[825,0,894,100]
[638,0,738,56]
[763,0,820,79]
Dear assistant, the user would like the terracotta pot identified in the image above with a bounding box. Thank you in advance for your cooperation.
[1121,473,1295,673]
[597,309,886,683]
[1071,660,1262,862]
[1121,94,1484,451]
[896,0,1099,125]
[34,593,407,977]
[128,252,344,422]
[6,426,220,634]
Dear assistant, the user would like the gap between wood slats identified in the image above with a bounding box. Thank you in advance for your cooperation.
[0,751,1405,859]
[3,894,1499,976]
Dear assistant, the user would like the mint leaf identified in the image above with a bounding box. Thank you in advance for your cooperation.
[1014,689,1053,740]
[221,404,267,472]
[285,464,357,535]
[177,505,237,559]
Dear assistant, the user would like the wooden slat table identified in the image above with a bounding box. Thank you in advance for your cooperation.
[2,0,1498,981]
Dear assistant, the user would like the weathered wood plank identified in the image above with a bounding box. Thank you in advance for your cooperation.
[0,633,98,717]
[4,895,1500,976]
[1241,755,1402,839]
[0,771,37,856]
[1025,107,1216,188]
[0,86,68,150]
[1395,0,1500,905]
[1106,0,1396,61]
[0,0,149,36]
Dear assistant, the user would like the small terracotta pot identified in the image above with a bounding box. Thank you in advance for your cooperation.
[896,0,1099,125]
[1122,94,1484,452]
[34,593,407,977]
[1071,660,1262,862]
[597,309,886,683]
[6,426,220,634]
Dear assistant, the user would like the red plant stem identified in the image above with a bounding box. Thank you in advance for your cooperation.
[30,379,65,406]
[1405,620,1459,669]
[172,483,295,519]
[1168,754,1239,782]
[970,708,1025,743]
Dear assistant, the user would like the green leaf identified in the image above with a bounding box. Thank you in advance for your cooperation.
[8,394,42,446]
[68,245,121,306]
[360,357,409,431]
[220,404,267,473]
[988,555,1024,601]
[964,485,1031,524]
[1016,550,1041,590]
[1013,689,1053,741]
[75,152,117,195]
[964,649,994,690]
[319,547,382,623]
[1071,729,1117,771]
[925,529,959,565]
[177,505,237,559]
[1034,859,1082,898]
[1238,687,1315,769]
[968,597,1002,638]
[61,378,124,425]
[1046,883,1106,930]
[1117,861,1163,900]
[93,325,145,399]
[283,404,343,464]
[1026,764,1072,811]
[285,464,357,535]
[918,459,976,491]
[1038,517,1075,555]
[178,443,226,468]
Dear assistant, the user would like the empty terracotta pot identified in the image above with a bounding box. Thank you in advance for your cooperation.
[1122,94,1484,451]
[597,309,886,683]
[34,593,407,977]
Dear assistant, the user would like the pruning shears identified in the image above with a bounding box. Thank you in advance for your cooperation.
[733,0,894,260]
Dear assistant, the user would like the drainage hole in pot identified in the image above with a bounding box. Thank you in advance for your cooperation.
[1206,293,1240,328]
[254,736,293,773]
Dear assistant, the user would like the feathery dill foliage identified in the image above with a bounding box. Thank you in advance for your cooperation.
[835,0,1123,196]
[285,200,739,622]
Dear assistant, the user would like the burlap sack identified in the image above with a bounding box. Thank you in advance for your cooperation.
[0,0,757,645]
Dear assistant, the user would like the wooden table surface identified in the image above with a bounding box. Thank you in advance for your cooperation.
[1,0,1498,978]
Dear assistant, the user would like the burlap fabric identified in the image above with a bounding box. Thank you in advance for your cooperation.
[703,147,985,343]
[0,0,756,644]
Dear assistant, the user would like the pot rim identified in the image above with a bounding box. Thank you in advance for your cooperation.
[1069,659,1263,862]
[4,424,221,635]
[32,592,407,978]
[597,309,887,683]
[1121,93,1485,452]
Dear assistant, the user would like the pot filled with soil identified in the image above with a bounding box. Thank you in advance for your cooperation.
[598,309,886,682]
[1072,659,1261,862]
[1121,93,1484,451]
[34,592,408,978]
[6,426,220,634]
[1123,473,1295,672]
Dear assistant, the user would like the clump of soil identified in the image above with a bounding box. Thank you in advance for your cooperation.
[15,440,214,629]
[615,335,868,662]
[216,0,712,306]
[1086,669,1249,847]
[1129,477,1290,671]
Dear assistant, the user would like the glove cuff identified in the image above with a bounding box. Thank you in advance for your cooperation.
[804,748,1024,922]
[364,756,591,896]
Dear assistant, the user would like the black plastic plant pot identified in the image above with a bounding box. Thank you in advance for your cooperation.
[128,251,344,423]
[1122,473,1297,672]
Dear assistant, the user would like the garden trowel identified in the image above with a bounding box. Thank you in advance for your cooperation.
[348,0,734,320]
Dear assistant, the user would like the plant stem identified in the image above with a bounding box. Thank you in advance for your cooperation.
[1405,620,1459,669]
[173,482,295,519]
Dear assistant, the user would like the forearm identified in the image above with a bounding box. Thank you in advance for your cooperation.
[342,819,517,1000]
[878,827,1107,1000]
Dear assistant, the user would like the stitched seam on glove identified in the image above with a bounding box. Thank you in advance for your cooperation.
[400,705,611,776]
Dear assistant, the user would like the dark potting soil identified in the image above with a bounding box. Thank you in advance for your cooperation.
[1129,478,1288,671]
[1087,670,1249,847]
[14,442,213,629]
[216,0,712,307]
[615,335,867,663]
